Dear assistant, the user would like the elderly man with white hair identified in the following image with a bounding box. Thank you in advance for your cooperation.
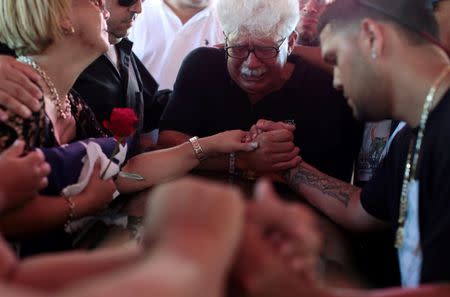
[159,0,362,183]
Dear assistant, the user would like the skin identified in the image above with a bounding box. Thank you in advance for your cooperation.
[226,32,298,103]
[296,0,327,46]
[163,0,210,24]
[105,0,145,44]
[0,141,50,213]
[0,178,247,297]
[319,24,390,121]
[434,0,450,50]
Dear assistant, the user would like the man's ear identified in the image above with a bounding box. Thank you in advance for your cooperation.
[360,18,384,60]
[288,31,299,54]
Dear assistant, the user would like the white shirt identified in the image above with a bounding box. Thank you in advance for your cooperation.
[130,0,224,90]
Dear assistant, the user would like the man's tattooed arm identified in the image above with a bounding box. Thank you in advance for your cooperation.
[285,163,359,207]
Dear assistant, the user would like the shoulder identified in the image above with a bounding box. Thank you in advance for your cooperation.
[426,89,450,142]
[185,47,225,64]
[178,47,227,76]
[431,88,450,122]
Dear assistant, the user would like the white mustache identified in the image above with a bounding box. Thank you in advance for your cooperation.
[240,66,265,77]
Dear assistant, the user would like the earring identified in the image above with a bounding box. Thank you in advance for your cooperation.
[371,47,377,59]
[63,26,75,35]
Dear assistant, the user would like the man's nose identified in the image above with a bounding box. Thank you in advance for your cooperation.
[130,0,143,14]
[244,51,263,68]
[302,0,319,14]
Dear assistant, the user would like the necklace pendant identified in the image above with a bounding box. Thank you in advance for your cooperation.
[395,227,404,249]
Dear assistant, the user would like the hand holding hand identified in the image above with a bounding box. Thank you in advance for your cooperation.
[246,119,296,142]
[200,129,259,157]
[0,55,42,120]
[242,129,301,173]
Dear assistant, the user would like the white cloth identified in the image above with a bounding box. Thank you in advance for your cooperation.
[61,141,126,197]
[130,0,224,90]
[398,180,423,287]
[62,142,128,233]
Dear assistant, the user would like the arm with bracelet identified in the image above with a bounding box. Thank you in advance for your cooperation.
[116,130,258,193]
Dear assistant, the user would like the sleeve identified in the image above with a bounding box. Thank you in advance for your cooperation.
[360,156,393,222]
[159,47,222,136]
[360,128,410,223]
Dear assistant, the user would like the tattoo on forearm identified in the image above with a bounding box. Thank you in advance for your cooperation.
[286,166,358,207]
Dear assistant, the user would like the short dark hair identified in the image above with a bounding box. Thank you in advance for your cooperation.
[318,0,439,45]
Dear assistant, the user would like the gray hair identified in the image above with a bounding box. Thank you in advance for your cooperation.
[216,0,300,41]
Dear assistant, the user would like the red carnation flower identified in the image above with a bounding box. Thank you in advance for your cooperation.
[103,108,138,141]
[100,108,139,179]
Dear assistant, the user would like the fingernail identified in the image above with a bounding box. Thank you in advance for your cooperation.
[23,108,32,118]
[33,103,41,112]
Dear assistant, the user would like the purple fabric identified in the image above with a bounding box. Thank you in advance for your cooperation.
[40,137,132,195]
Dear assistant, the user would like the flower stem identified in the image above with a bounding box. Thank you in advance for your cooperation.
[100,137,122,179]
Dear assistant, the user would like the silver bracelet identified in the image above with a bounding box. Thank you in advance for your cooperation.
[189,136,207,162]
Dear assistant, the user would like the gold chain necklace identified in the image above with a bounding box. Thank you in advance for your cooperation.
[17,56,71,119]
[395,65,450,249]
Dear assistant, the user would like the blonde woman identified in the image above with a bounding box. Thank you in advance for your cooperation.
[0,0,256,252]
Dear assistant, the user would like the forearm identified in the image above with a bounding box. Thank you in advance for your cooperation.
[58,250,208,297]
[285,162,384,232]
[0,195,70,238]
[157,130,230,172]
[116,142,200,193]
[0,190,103,239]
[8,244,142,292]
[0,284,45,297]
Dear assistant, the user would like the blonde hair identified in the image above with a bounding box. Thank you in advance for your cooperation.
[216,0,299,41]
[0,0,71,55]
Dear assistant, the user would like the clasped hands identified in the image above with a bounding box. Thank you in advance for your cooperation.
[240,119,302,174]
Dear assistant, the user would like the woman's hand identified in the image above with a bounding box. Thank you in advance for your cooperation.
[0,55,42,120]
[199,129,258,157]
[0,140,50,212]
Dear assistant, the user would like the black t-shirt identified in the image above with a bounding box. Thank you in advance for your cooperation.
[361,89,450,284]
[160,47,362,182]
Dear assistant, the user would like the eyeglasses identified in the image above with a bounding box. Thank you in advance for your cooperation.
[225,37,287,60]
[119,0,144,7]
